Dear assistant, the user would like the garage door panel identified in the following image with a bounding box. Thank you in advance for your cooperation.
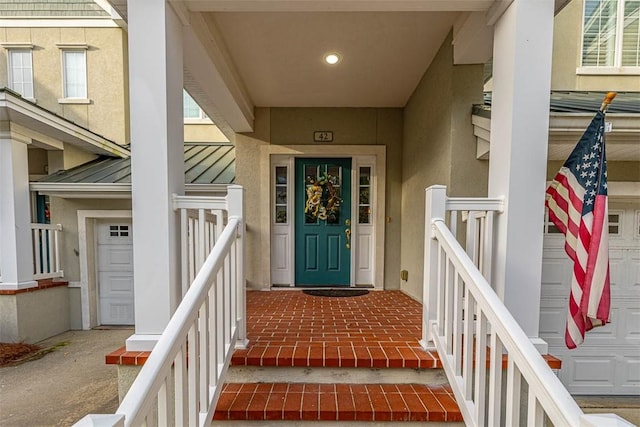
[97,246,133,271]
[542,204,640,395]
[99,272,134,296]
[541,257,571,296]
[539,299,566,341]
[559,354,617,394]
[620,300,640,341]
[99,297,134,325]
[98,221,134,326]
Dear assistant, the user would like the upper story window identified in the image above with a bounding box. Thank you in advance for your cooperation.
[7,48,34,99]
[580,0,640,72]
[183,90,210,122]
[62,50,88,99]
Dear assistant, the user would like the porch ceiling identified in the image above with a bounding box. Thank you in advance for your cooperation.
[109,0,572,132]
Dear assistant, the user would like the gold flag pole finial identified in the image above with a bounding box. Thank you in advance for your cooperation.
[600,92,617,112]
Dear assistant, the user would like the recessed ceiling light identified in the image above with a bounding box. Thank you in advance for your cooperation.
[324,53,340,65]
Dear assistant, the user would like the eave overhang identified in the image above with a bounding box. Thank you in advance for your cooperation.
[0,89,130,158]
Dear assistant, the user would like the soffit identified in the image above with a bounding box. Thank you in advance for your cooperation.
[206,11,458,107]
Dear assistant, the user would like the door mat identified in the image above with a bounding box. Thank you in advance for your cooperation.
[303,289,369,297]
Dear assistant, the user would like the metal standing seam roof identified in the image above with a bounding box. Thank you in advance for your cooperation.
[476,91,640,117]
[38,144,236,185]
[0,0,110,17]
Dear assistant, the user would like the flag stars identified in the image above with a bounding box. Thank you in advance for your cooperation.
[586,198,594,205]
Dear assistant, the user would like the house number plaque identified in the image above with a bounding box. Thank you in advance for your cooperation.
[313,131,333,142]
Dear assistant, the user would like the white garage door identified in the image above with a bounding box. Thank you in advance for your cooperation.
[97,221,134,325]
[541,200,640,395]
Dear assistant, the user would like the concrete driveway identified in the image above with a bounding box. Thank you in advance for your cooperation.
[0,328,131,427]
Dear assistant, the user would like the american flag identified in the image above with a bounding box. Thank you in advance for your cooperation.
[545,110,611,349]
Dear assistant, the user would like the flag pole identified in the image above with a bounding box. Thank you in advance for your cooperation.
[599,92,617,112]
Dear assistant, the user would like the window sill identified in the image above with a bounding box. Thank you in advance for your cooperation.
[576,66,640,76]
[58,98,91,105]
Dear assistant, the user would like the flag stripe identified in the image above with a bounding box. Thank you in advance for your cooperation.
[545,110,610,349]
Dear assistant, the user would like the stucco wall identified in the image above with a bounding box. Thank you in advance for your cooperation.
[0,287,70,343]
[401,32,485,301]
[235,107,403,290]
[184,123,229,143]
[551,0,640,91]
[49,197,132,283]
[0,26,129,145]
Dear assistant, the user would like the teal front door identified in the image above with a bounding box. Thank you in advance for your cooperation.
[295,158,352,286]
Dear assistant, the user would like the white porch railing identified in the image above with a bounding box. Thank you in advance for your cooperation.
[421,185,633,427]
[75,185,246,427]
[31,223,63,280]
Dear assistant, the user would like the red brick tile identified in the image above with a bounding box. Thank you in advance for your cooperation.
[261,346,279,365]
[336,391,356,421]
[282,393,302,421]
[417,388,446,421]
[276,346,294,366]
[271,383,288,393]
[246,392,269,420]
[349,384,368,394]
[301,392,319,420]
[224,383,243,393]
[255,383,273,394]
[352,391,374,421]
[319,390,337,420]
[402,392,429,421]
[227,391,252,419]
[213,390,236,420]
[381,346,404,368]
[308,346,324,367]
[369,389,392,421]
[319,383,335,393]
[354,346,372,367]
[239,383,259,393]
[368,346,388,368]
[438,393,463,421]
[264,392,286,420]
[292,346,309,366]
[338,346,356,367]
[287,383,304,393]
[385,392,411,422]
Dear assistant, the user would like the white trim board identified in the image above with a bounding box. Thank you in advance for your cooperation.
[77,210,132,330]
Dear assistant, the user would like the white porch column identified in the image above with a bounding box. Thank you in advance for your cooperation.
[126,0,184,351]
[0,131,37,290]
[489,0,554,351]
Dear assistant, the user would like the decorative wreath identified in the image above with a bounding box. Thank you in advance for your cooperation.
[305,173,342,222]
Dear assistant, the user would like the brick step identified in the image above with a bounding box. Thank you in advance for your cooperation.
[213,383,463,423]
[231,343,441,369]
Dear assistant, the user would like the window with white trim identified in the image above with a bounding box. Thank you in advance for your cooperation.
[62,50,87,99]
[8,49,34,99]
[581,0,640,69]
[183,90,209,121]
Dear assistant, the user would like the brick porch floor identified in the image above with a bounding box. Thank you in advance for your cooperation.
[231,289,441,369]
[216,290,462,422]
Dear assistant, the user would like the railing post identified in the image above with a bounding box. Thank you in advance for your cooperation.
[420,185,447,350]
[227,185,248,348]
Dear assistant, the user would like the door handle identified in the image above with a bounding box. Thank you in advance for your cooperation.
[345,228,351,249]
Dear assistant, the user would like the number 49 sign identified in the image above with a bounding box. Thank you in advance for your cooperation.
[313,131,333,143]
